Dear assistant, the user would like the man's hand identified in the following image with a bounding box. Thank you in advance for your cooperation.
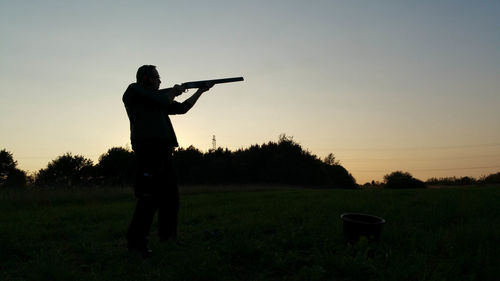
[184,82,214,107]
[172,84,186,96]
[196,82,214,94]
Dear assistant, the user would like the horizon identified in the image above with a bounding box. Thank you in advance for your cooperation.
[1,0,499,184]
[5,137,500,184]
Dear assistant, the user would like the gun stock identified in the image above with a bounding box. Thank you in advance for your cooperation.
[182,77,244,89]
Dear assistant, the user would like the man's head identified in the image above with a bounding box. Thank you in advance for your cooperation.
[136,65,161,90]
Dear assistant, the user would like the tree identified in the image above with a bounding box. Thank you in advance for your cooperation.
[96,147,135,186]
[35,153,94,187]
[324,164,357,188]
[3,169,28,188]
[0,149,27,188]
[0,149,16,185]
[174,146,205,184]
[384,171,426,189]
[323,153,340,166]
[481,172,500,184]
[425,176,477,186]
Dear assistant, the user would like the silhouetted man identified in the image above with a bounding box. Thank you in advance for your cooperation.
[123,65,212,256]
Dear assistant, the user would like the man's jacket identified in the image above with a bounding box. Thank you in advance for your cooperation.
[122,83,193,147]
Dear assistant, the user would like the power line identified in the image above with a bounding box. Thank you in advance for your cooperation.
[341,154,500,162]
[331,142,500,152]
[409,166,500,172]
[354,165,500,173]
[16,153,102,160]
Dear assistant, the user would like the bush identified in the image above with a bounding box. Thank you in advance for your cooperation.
[481,172,500,184]
[3,168,28,188]
[173,135,357,188]
[0,149,28,188]
[96,147,135,186]
[384,171,426,189]
[29,135,358,189]
[426,176,477,186]
[35,153,94,187]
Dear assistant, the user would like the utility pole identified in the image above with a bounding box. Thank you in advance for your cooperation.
[212,135,216,151]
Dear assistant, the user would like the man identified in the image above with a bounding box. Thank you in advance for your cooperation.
[123,65,212,256]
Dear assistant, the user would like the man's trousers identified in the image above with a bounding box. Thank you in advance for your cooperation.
[126,140,179,248]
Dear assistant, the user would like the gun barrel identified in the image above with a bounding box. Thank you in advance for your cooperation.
[182,77,244,89]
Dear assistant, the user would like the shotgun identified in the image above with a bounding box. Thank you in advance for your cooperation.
[181,77,244,89]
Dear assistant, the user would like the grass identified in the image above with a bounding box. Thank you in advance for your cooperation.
[0,185,499,281]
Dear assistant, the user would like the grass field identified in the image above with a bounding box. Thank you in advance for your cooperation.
[1,185,499,281]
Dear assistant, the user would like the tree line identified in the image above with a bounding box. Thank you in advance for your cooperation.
[2,135,499,190]
[0,135,357,189]
[362,171,500,188]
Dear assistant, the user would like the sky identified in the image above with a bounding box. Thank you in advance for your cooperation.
[1,0,499,184]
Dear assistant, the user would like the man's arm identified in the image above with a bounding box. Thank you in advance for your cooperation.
[167,84,213,115]
[126,83,184,106]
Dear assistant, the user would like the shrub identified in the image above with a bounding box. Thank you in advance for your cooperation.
[481,172,500,184]
[96,147,135,186]
[384,171,426,189]
[426,176,477,186]
[0,149,28,188]
[173,135,357,188]
[35,153,94,187]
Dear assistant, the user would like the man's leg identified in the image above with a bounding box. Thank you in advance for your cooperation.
[126,194,157,250]
[158,150,180,241]
[158,182,179,241]
[126,143,160,254]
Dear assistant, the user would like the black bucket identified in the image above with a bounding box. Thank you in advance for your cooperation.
[341,213,386,243]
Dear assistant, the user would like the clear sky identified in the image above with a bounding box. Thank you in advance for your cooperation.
[1,0,499,184]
